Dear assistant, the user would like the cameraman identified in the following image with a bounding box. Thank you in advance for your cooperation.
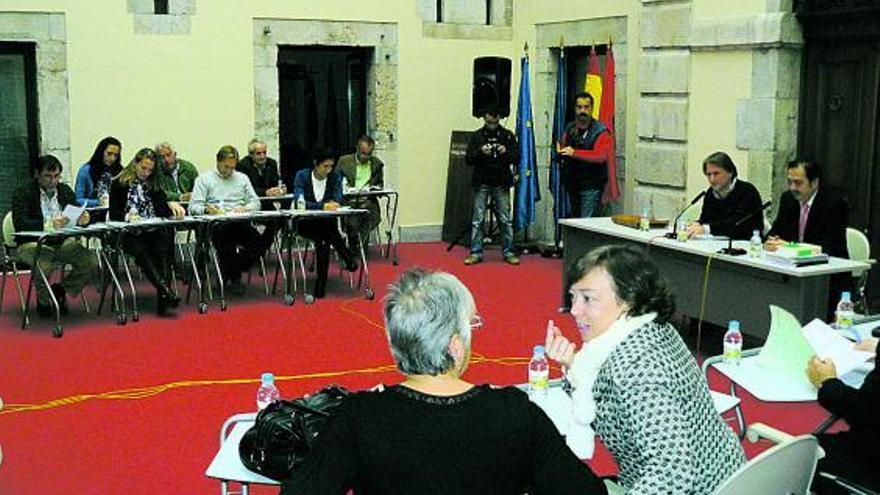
[463,108,520,266]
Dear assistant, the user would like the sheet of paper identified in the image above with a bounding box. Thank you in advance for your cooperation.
[755,305,815,380]
[61,204,86,226]
[802,319,874,377]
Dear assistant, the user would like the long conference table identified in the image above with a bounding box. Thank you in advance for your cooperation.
[560,218,871,339]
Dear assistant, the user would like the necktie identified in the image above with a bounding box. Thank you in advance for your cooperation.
[798,202,810,242]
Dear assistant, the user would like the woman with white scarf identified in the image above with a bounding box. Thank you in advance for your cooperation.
[546,244,744,494]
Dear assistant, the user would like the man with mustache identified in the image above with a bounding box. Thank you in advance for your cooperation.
[766,159,851,317]
[558,92,611,218]
[765,159,848,258]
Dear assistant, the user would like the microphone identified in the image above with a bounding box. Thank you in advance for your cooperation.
[719,201,772,255]
[665,190,707,239]
[733,201,772,228]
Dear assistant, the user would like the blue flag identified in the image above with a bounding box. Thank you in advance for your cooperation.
[513,55,540,232]
[549,49,570,246]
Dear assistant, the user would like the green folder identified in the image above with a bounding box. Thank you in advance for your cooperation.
[754,305,815,378]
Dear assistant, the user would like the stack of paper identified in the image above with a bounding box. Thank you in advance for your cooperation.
[754,306,873,387]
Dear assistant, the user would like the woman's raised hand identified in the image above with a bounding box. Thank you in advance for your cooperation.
[545,320,576,369]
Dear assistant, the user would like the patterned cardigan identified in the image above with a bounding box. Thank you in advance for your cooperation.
[592,320,745,494]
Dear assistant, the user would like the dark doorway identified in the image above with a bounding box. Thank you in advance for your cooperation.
[796,3,880,308]
[563,44,608,125]
[277,46,370,185]
[0,42,39,218]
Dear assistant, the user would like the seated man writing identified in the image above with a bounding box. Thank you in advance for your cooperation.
[337,134,384,251]
[188,145,264,296]
[12,155,96,317]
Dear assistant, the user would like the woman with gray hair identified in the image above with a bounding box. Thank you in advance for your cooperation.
[284,268,606,495]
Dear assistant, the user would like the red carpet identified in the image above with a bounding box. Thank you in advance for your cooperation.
[0,242,833,494]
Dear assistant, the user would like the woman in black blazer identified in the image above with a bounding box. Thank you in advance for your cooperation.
[109,147,186,315]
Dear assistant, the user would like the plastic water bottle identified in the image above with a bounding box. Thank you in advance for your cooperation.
[639,204,651,232]
[834,292,855,333]
[126,206,140,222]
[749,230,763,258]
[100,191,110,207]
[256,372,280,411]
[722,320,743,366]
[277,179,286,194]
[528,345,549,396]
[296,194,306,211]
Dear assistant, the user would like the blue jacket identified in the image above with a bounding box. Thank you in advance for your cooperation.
[293,168,344,210]
[75,164,101,207]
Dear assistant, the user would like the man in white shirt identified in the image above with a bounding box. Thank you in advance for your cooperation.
[190,145,264,295]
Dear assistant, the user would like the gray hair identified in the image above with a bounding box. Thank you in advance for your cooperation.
[383,268,475,375]
[155,141,174,153]
[247,137,267,155]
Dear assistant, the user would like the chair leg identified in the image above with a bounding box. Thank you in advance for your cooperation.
[0,269,7,314]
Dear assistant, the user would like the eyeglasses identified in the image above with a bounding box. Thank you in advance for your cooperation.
[469,314,484,331]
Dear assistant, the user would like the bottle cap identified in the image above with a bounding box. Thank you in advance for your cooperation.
[261,372,274,385]
[728,320,740,331]
[533,345,545,357]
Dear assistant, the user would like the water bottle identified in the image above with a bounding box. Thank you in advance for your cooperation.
[528,345,549,396]
[256,372,281,411]
[126,206,140,223]
[834,291,855,333]
[639,201,652,232]
[277,179,286,195]
[296,194,306,211]
[749,230,763,258]
[722,320,743,366]
[100,191,110,207]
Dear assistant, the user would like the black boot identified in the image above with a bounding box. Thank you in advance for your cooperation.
[50,283,69,315]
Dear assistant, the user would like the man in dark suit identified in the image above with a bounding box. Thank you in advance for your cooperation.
[12,155,96,316]
[765,159,848,258]
[806,336,880,493]
[292,148,358,298]
[766,159,851,317]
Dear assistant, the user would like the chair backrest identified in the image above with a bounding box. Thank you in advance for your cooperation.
[2,211,16,250]
[846,227,871,277]
[713,434,819,495]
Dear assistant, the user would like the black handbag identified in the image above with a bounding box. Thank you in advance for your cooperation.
[238,385,350,481]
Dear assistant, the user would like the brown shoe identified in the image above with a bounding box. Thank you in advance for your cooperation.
[504,254,520,266]
[463,254,483,266]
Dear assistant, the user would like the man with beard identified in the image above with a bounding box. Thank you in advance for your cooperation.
[558,92,611,218]
[463,109,520,266]
[686,151,763,240]
[765,159,848,258]
[766,159,851,317]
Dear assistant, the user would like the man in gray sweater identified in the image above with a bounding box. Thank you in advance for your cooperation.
[189,145,264,295]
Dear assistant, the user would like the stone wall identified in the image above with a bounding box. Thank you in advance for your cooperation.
[127,0,195,35]
[633,0,803,221]
[0,12,71,179]
[252,19,399,198]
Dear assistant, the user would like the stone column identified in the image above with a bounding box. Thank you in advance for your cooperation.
[635,0,693,220]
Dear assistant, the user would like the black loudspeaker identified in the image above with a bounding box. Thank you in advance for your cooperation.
[472,57,512,118]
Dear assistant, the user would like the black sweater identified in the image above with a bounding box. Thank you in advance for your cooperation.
[284,384,605,495]
[697,179,764,240]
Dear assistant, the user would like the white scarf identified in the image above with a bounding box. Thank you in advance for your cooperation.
[565,312,657,459]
